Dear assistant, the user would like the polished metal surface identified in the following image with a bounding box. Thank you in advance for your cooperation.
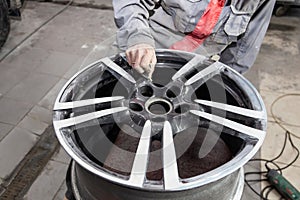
[53,50,267,199]
[71,162,245,200]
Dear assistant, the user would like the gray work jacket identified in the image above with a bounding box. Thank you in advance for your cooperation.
[112,0,275,73]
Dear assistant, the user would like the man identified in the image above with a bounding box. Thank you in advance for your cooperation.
[113,0,275,79]
[64,1,275,199]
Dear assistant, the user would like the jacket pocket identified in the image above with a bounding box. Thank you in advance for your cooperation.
[162,0,205,33]
[224,0,260,37]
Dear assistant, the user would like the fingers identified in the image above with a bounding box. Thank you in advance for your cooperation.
[140,52,156,80]
[140,50,153,73]
[133,49,145,74]
[148,55,157,80]
[126,44,156,78]
[126,49,144,74]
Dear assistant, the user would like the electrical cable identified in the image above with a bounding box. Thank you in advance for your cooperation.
[271,93,300,140]
[263,186,275,199]
[0,0,74,62]
[244,93,300,200]
[245,130,300,200]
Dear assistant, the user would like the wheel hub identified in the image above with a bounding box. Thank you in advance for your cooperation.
[125,75,203,136]
[145,97,173,116]
[53,50,267,199]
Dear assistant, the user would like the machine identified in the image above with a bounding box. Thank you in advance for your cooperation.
[0,0,24,48]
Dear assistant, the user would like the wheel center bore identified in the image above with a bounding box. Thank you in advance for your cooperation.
[145,98,173,116]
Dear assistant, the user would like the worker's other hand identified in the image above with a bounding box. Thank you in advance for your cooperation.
[126,44,157,80]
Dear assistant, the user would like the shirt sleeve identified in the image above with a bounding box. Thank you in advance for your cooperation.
[219,0,275,74]
[112,0,157,50]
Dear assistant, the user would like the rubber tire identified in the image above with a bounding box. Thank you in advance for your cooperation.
[0,0,10,48]
[274,5,290,17]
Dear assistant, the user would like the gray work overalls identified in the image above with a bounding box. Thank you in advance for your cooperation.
[113,0,275,73]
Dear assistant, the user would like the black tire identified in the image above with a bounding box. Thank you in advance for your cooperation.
[274,4,290,17]
[0,0,10,48]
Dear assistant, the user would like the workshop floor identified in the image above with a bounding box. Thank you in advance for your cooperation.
[0,1,299,199]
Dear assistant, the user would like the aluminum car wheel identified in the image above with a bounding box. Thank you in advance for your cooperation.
[53,50,267,199]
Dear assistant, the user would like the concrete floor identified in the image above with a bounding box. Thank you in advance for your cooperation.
[255,8,300,199]
[0,1,299,199]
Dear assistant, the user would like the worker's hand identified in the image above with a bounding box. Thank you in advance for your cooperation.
[126,44,157,80]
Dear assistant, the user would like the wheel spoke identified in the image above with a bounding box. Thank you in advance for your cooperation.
[54,96,124,110]
[194,99,266,119]
[163,121,181,189]
[53,107,127,129]
[172,55,206,80]
[53,51,268,191]
[190,110,264,140]
[184,62,223,87]
[101,57,136,86]
[128,120,152,187]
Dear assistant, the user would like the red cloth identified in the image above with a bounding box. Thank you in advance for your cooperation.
[170,0,226,52]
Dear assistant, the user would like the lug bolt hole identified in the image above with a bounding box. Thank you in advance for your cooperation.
[174,104,190,114]
[140,85,154,97]
[166,86,181,98]
[129,102,143,112]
